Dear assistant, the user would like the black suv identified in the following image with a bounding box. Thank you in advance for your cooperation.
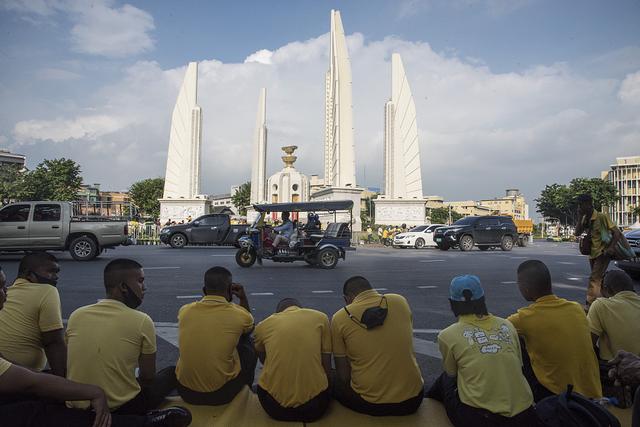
[433,216,518,251]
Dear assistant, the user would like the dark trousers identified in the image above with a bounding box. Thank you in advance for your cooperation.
[333,378,423,416]
[0,400,147,427]
[257,385,330,422]
[520,338,555,402]
[588,254,611,304]
[113,365,177,415]
[427,372,539,427]
[633,385,639,427]
[178,333,257,406]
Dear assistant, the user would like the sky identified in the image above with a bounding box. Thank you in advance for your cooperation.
[0,0,639,218]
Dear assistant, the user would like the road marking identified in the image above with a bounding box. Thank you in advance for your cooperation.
[567,277,582,281]
[176,295,200,299]
[412,337,442,359]
[509,256,527,259]
[419,259,445,263]
[251,292,275,296]
[417,285,438,289]
[557,261,576,265]
[413,329,441,334]
[146,266,181,270]
[373,288,388,291]
[210,254,235,257]
[501,281,517,284]
[312,290,334,294]
[553,283,583,290]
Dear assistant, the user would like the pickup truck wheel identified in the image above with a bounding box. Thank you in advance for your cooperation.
[501,235,514,251]
[235,248,256,268]
[459,235,474,251]
[69,236,98,261]
[415,238,425,249]
[169,233,187,249]
[318,248,339,269]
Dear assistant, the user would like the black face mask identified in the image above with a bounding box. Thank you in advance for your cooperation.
[31,272,58,287]
[344,296,388,330]
[122,283,142,309]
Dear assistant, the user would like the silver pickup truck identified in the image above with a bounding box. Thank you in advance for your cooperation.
[0,201,129,261]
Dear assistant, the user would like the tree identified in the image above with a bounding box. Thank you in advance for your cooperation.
[19,158,83,201]
[535,177,618,226]
[429,207,463,225]
[632,206,640,223]
[0,163,27,205]
[231,182,251,215]
[129,178,164,219]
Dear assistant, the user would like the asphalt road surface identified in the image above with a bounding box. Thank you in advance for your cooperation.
[1,241,637,387]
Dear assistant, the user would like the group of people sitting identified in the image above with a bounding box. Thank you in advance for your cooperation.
[0,252,638,427]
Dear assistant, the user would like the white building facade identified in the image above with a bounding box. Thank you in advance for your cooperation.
[603,156,640,227]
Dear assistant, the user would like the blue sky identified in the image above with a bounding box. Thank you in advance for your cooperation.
[1,0,639,214]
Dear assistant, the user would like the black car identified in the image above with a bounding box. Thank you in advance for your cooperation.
[433,216,518,251]
[159,214,249,248]
[615,228,640,280]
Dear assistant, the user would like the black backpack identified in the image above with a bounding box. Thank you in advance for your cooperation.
[536,385,621,427]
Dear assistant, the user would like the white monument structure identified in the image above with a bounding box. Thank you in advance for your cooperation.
[267,146,310,220]
[375,53,426,226]
[311,9,363,231]
[159,62,211,224]
[250,88,268,205]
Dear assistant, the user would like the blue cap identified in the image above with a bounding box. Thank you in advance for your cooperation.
[449,275,484,302]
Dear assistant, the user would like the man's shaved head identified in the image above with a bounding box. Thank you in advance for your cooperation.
[276,298,300,313]
[18,252,58,277]
[204,266,232,293]
[602,270,634,296]
[343,276,372,298]
[517,260,552,301]
[104,259,143,290]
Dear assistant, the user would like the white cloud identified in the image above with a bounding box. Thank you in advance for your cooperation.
[36,67,82,80]
[618,71,640,105]
[2,0,155,57]
[5,33,639,206]
[244,49,273,65]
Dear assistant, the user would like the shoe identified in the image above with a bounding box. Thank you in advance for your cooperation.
[144,406,192,427]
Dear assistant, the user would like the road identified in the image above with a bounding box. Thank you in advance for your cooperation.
[1,241,636,386]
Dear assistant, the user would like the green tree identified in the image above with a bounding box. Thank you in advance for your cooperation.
[429,207,463,225]
[0,163,27,204]
[632,206,640,223]
[20,158,83,201]
[129,178,164,219]
[231,182,251,215]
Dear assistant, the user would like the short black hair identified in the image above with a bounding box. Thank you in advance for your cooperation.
[204,266,232,292]
[276,298,300,313]
[603,270,634,294]
[517,260,552,294]
[18,252,58,277]
[104,258,142,290]
[450,293,489,317]
[576,193,593,205]
[343,276,372,298]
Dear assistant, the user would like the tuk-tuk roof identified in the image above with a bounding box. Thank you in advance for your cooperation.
[253,200,354,213]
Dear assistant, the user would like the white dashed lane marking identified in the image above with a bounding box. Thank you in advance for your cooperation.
[557,261,576,265]
[373,288,388,291]
[312,290,334,294]
[419,259,445,263]
[176,295,200,299]
[501,281,517,284]
[417,285,438,289]
[210,254,235,257]
[146,266,181,270]
[250,292,275,296]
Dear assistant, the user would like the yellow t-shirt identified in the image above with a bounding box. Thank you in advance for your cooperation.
[438,314,533,417]
[0,357,12,377]
[176,295,254,392]
[0,278,63,370]
[331,290,423,404]
[587,291,640,360]
[508,294,602,397]
[254,307,331,407]
[588,210,616,259]
[66,299,157,410]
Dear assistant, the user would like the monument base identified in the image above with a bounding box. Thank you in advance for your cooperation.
[159,198,212,225]
[374,198,426,227]
[310,186,363,232]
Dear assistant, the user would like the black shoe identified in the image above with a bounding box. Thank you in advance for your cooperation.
[145,406,192,427]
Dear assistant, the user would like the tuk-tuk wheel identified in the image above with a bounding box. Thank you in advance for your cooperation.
[235,248,256,268]
[317,248,339,269]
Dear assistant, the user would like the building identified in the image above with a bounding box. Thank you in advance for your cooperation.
[267,146,310,204]
[0,149,26,168]
[479,189,530,220]
[602,156,640,227]
[77,184,101,203]
[443,200,493,217]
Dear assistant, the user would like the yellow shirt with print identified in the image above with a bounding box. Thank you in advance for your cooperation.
[331,290,423,404]
[508,294,602,397]
[0,278,63,370]
[0,357,11,377]
[587,210,616,259]
[438,314,533,417]
[587,291,640,360]
[176,295,254,392]
[66,299,157,410]
[254,307,331,407]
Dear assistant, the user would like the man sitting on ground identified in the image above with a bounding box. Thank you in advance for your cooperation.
[427,275,537,427]
[272,212,294,249]
[508,259,602,401]
[254,298,332,422]
[176,266,256,405]
[588,270,640,361]
[331,276,424,416]
[66,259,177,415]
[0,252,66,376]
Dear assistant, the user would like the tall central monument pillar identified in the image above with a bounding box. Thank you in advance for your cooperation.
[312,9,363,232]
[159,62,211,224]
[250,88,268,204]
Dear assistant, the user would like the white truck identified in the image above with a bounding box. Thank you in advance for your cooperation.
[0,201,129,261]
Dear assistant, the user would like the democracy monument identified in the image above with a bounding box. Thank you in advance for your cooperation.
[159,10,429,230]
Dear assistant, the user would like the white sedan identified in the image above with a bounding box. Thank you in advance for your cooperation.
[393,224,446,249]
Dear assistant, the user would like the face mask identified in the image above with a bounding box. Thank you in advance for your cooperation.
[344,296,388,330]
[122,283,142,309]
[31,272,58,287]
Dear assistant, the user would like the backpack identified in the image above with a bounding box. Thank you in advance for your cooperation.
[536,385,621,427]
